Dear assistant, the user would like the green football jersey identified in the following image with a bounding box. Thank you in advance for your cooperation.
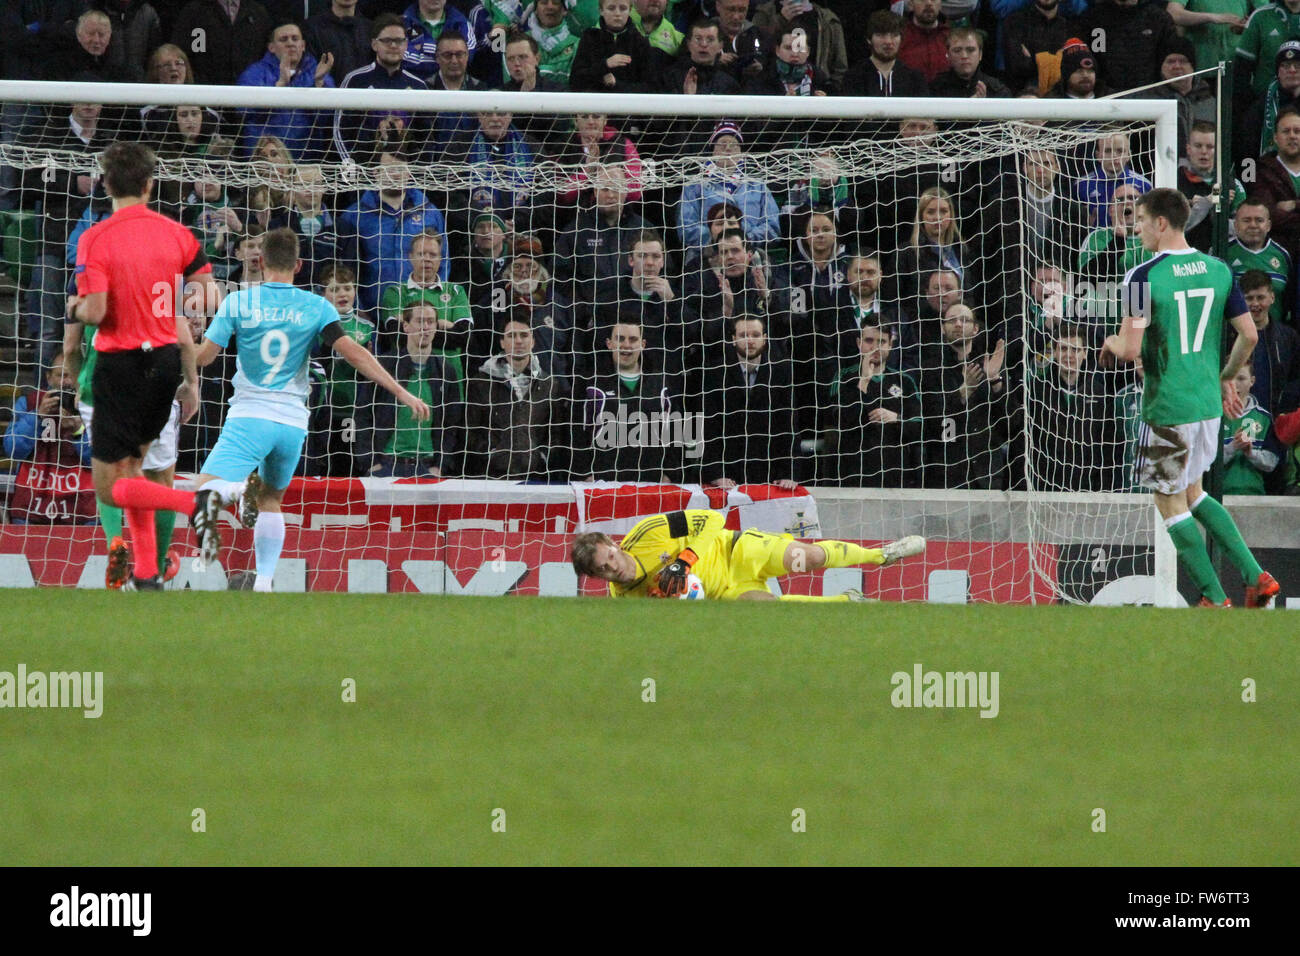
[386,370,436,460]
[632,8,683,56]
[1225,237,1290,323]
[319,312,376,412]
[1113,382,1145,493]
[378,279,472,400]
[1124,248,1249,426]
[76,325,98,406]
[1235,2,1300,97]
[1170,0,1266,80]
[1221,397,1276,494]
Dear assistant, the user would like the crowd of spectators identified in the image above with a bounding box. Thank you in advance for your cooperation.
[3,0,1300,520]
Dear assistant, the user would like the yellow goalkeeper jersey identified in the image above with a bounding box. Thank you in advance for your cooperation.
[609,509,734,599]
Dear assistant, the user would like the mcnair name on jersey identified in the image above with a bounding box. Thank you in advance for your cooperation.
[1171,260,1208,277]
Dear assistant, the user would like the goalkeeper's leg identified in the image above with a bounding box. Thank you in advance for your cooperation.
[735,588,859,602]
[787,537,927,572]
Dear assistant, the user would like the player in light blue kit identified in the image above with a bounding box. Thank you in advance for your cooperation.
[193,228,430,592]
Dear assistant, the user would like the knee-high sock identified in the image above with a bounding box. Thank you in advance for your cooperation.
[1190,492,1263,585]
[254,512,285,588]
[110,477,195,515]
[779,593,852,602]
[1166,512,1227,603]
[198,477,243,506]
[815,540,885,568]
[97,500,123,545]
[155,508,176,563]
[124,508,158,577]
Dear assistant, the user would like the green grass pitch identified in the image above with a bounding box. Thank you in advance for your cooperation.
[1,592,1296,866]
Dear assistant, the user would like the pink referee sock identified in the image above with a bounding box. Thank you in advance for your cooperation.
[111,478,196,580]
[110,477,195,515]
[123,507,159,578]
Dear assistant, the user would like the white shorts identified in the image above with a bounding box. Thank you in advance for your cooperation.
[1135,417,1220,495]
[79,399,180,472]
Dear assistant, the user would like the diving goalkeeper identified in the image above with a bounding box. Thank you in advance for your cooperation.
[570,509,925,600]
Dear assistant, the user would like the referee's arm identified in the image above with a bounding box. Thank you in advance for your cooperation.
[66,292,107,326]
[62,320,84,391]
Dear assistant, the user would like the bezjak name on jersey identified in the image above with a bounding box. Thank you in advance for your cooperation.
[1172,260,1209,277]
[240,306,311,328]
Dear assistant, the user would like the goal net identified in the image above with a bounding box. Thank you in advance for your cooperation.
[0,81,1178,602]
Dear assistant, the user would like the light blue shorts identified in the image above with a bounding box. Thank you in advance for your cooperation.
[200,417,306,490]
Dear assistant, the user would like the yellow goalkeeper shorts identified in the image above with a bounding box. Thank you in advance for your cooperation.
[720,529,794,600]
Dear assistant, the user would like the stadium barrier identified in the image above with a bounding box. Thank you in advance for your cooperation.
[2,477,1297,603]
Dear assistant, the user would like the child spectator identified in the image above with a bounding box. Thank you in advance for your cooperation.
[752,0,848,90]
[312,263,378,476]
[1222,366,1282,495]
[229,227,267,288]
[569,0,656,92]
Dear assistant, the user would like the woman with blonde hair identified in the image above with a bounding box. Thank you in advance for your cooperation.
[251,135,296,212]
[894,186,973,317]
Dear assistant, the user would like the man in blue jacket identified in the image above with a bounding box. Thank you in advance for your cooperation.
[337,149,451,313]
[334,13,431,165]
[236,19,336,161]
[402,0,479,80]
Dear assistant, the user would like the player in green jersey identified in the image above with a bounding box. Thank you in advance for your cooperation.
[1102,188,1281,608]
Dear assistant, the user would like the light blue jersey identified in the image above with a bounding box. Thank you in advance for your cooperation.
[205,282,341,429]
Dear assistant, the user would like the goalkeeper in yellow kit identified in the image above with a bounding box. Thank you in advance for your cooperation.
[570,509,926,600]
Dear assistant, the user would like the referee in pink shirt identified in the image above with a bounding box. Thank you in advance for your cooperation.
[67,141,226,590]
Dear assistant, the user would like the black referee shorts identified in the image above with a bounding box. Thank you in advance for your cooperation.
[90,344,182,463]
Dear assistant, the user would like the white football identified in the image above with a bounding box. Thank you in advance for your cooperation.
[680,573,706,600]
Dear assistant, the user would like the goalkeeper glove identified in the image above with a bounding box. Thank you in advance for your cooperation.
[656,549,698,597]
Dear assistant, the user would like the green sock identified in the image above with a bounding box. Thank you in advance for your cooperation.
[815,541,885,568]
[1191,494,1263,585]
[155,508,176,562]
[1166,515,1227,603]
[97,500,123,544]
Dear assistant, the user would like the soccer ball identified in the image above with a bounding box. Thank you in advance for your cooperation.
[679,574,706,600]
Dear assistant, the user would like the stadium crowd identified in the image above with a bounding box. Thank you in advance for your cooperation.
[4,0,1300,525]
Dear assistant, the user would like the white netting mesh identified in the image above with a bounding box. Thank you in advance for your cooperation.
[0,88,1175,601]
